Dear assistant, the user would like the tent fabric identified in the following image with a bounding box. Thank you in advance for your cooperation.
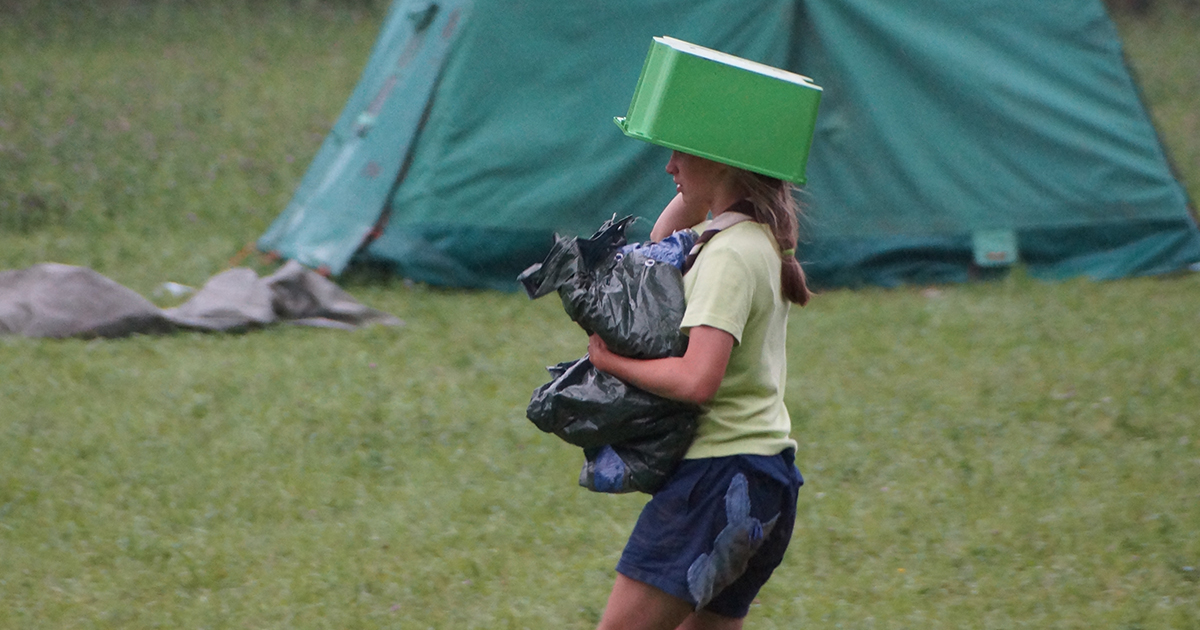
[0,262,402,339]
[257,0,472,275]
[367,0,798,289]
[259,0,1200,291]
[791,0,1200,285]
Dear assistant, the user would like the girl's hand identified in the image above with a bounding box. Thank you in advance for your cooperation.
[586,334,615,372]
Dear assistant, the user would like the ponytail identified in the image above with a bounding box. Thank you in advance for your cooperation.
[733,170,812,306]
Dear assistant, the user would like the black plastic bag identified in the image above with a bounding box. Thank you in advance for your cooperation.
[519,216,700,494]
[527,357,699,493]
[520,216,691,359]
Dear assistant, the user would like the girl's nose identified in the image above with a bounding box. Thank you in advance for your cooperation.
[665,151,680,174]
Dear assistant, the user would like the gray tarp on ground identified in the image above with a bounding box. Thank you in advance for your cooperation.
[0,261,402,339]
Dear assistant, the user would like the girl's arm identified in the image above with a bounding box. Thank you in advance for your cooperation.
[650,193,706,242]
[587,325,734,404]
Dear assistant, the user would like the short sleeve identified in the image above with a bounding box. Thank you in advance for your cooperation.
[680,241,755,344]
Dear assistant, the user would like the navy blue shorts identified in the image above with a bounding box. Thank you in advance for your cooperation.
[615,450,803,618]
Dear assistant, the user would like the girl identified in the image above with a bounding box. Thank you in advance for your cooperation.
[586,149,810,630]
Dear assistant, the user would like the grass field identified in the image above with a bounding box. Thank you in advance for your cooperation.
[2,3,1199,629]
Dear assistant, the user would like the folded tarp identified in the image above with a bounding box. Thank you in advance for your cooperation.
[0,261,402,339]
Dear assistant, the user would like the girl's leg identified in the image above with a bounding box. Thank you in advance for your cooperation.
[677,610,744,630]
[596,575,745,630]
[596,574,692,630]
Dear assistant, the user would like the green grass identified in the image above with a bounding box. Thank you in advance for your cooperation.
[0,2,378,291]
[2,274,1198,628]
[1,291,623,628]
[2,3,1200,629]
[1115,3,1200,205]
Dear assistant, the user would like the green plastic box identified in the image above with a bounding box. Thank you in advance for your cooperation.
[615,36,822,184]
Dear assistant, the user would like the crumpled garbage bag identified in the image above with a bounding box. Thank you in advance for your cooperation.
[528,356,700,493]
[519,216,693,359]
[518,216,700,494]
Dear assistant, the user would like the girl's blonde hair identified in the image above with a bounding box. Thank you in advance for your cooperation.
[732,169,812,306]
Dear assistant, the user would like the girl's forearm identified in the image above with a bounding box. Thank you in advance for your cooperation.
[650,193,702,241]
[593,353,708,403]
[587,326,733,405]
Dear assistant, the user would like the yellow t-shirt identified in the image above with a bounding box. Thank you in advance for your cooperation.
[680,220,797,459]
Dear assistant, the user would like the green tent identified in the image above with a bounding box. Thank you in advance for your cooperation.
[258,0,1200,290]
